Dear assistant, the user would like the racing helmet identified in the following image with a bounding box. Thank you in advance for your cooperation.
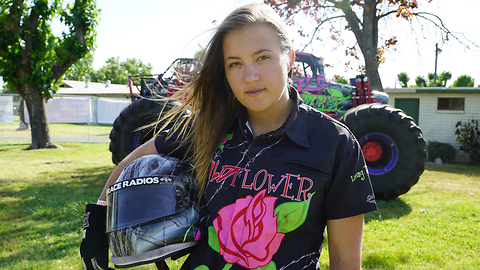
[106,154,199,268]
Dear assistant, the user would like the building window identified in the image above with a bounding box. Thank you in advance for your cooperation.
[437,98,465,111]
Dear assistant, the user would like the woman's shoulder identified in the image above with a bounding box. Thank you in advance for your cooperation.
[300,103,349,131]
[299,103,358,147]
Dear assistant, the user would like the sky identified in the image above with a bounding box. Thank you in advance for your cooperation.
[72,0,480,88]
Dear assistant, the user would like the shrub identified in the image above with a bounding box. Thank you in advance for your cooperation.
[415,76,426,87]
[452,75,474,87]
[333,75,349,85]
[397,72,410,88]
[455,120,480,164]
[427,141,455,164]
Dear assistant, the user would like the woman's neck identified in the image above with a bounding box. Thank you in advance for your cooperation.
[247,98,295,137]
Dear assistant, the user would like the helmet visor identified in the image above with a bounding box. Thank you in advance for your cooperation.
[106,175,188,232]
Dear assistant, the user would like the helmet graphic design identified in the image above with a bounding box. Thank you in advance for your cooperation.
[106,154,199,268]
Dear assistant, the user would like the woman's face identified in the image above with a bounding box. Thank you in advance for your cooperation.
[223,24,293,118]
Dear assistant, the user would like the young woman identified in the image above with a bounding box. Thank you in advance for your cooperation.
[83,3,376,270]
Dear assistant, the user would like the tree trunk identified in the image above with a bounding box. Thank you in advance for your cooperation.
[339,0,384,91]
[360,0,383,91]
[16,98,30,131]
[23,86,60,149]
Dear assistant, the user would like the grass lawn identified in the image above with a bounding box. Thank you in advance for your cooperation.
[0,122,112,144]
[0,143,479,269]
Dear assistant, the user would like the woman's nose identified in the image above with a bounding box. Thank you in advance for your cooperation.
[244,63,259,84]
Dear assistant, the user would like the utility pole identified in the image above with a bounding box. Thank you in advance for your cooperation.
[433,43,442,87]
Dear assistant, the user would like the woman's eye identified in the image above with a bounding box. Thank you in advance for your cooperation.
[228,62,241,68]
[258,55,270,61]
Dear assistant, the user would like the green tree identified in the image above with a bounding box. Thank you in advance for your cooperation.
[122,58,152,77]
[91,57,152,85]
[415,75,426,87]
[91,57,124,84]
[414,71,452,87]
[266,0,471,91]
[0,0,99,149]
[451,75,474,87]
[439,71,452,87]
[397,72,410,88]
[64,52,95,82]
[427,72,435,87]
[333,75,349,85]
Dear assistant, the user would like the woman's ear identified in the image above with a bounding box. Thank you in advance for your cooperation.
[288,49,295,71]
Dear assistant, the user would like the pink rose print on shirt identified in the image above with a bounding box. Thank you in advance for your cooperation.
[213,190,285,269]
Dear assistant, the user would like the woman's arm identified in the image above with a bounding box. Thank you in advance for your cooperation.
[326,214,365,270]
[98,138,158,201]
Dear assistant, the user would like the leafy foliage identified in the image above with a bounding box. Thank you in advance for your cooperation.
[397,72,410,87]
[333,75,349,85]
[452,74,475,87]
[455,120,480,164]
[63,52,95,81]
[413,71,452,87]
[64,55,152,85]
[415,75,426,87]
[0,0,99,148]
[0,0,99,97]
[427,141,455,164]
[91,57,152,85]
[439,71,452,86]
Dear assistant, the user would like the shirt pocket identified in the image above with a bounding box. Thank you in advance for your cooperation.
[284,160,331,178]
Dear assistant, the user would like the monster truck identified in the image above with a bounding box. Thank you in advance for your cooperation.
[109,53,427,200]
[109,58,195,166]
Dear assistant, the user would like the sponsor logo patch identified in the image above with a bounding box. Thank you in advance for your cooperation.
[367,194,376,204]
[106,176,173,196]
[350,166,367,182]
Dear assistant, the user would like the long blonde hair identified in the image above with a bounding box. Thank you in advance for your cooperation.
[157,3,293,196]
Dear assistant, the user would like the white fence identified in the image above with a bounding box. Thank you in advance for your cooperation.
[0,94,130,145]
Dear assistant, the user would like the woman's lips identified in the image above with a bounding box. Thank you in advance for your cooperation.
[246,88,264,97]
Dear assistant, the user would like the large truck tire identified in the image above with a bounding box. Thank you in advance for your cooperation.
[339,104,427,200]
[109,98,182,165]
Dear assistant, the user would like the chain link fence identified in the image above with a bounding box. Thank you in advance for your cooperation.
[0,94,130,145]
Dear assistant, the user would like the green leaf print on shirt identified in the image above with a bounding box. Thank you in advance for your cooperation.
[274,192,314,234]
[208,225,220,253]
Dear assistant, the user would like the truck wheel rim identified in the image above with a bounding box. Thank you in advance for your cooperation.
[359,133,399,175]
[133,128,154,149]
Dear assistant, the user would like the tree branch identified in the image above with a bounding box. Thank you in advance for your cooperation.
[336,0,364,48]
[301,15,346,51]
[377,9,399,20]
[21,4,41,66]
[73,0,87,45]
[52,0,89,83]
[275,0,337,20]
[413,11,480,50]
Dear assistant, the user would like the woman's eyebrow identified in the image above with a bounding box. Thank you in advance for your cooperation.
[224,49,273,63]
[252,49,273,56]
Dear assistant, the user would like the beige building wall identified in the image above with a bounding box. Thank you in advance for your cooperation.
[385,88,480,163]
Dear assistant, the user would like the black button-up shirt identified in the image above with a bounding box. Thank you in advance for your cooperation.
[156,88,376,269]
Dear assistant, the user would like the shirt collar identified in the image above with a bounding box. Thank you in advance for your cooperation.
[233,87,310,148]
[281,87,310,148]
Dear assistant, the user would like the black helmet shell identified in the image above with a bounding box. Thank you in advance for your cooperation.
[106,154,199,268]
